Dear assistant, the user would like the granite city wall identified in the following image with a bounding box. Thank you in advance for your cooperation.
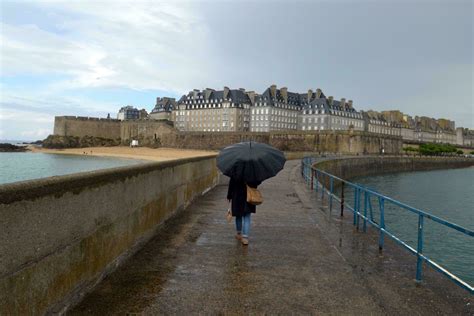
[313,156,474,186]
[160,131,403,154]
[120,120,176,146]
[52,116,403,154]
[0,155,219,315]
[54,116,121,139]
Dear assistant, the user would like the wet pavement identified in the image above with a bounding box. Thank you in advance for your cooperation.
[70,160,473,315]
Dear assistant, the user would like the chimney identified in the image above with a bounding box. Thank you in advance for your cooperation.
[204,88,214,100]
[348,100,353,109]
[307,89,313,102]
[340,98,346,109]
[280,87,288,103]
[223,86,230,100]
[328,96,334,105]
[246,91,256,104]
[316,88,322,99]
[193,89,199,99]
[270,84,277,99]
[156,97,162,106]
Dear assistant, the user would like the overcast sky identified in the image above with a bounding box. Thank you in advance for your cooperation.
[0,0,472,140]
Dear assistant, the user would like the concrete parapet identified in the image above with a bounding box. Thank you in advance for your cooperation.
[0,155,219,314]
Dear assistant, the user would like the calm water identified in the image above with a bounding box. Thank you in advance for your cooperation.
[0,152,144,184]
[350,167,474,286]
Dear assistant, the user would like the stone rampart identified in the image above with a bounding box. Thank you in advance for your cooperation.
[0,155,219,314]
[54,116,121,139]
[120,120,176,146]
[161,131,403,154]
[313,156,474,185]
[52,116,403,154]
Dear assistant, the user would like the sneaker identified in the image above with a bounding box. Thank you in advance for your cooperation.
[235,233,242,240]
[241,238,249,245]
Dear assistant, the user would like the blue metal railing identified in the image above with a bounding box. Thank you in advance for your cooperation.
[301,157,474,294]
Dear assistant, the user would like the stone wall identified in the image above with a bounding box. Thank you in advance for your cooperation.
[121,120,176,146]
[52,116,403,154]
[160,131,403,154]
[313,156,474,186]
[54,116,121,139]
[0,156,219,314]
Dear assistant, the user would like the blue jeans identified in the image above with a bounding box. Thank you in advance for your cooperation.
[235,213,251,237]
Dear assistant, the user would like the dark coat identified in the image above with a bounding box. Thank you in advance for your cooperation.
[227,178,261,217]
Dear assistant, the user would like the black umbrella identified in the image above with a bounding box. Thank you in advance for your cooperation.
[216,141,286,183]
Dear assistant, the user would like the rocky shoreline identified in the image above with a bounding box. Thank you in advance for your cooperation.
[0,143,30,152]
[42,135,121,149]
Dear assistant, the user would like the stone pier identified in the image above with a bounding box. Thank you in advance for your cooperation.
[69,160,473,315]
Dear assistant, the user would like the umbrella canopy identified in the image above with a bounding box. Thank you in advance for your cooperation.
[217,141,286,183]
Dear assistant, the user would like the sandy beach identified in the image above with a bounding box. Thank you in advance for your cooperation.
[30,146,217,162]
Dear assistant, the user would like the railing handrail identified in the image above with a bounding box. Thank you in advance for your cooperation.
[313,168,473,237]
[300,156,474,294]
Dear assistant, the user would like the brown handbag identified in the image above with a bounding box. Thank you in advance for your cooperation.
[246,185,263,205]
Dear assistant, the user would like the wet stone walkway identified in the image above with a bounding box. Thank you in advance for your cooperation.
[70,160,473,315]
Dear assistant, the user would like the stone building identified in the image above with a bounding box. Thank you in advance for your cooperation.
[251,85,300,132]
[363,111,402,137]
[117,106,148,121]
[413,116,456,144]
[150,97,176,121]
[117,106,139,120]
[165,85,469,147]
[175,87,251,132]
[456,128,474,147]
[299,91,364,131]
[380,110,415,141]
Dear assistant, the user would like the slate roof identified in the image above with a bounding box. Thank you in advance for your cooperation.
[178,88,252,108]
[176,86,359,115]
[151,97,177,113]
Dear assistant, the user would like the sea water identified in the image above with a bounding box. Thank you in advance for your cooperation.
[0,152,144,185]
[351,167,474,286]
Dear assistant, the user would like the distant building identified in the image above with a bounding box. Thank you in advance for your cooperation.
[117,106,148,121]
[362,110,401,137]
[175,87,251,132]
[139,109,148,120]
[117,106,139,120]
[163,85,470,147]
[251,85,300,132]
[413,116,456,144]
[150,97,176,121]
[456,128,474,147]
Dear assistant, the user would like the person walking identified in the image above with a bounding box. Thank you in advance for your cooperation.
[227,178,261,246]
[217,141,286,246]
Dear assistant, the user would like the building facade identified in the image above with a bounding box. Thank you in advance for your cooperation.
[175,87,251,132]
[151,85,470,147]
[117,106,140,120]
[150,97,176,121]
[251,85,300,132]
[456,128,474,147]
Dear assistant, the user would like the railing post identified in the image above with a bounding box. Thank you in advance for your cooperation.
[363,191,368,232]
[329,177,334,211]
[310,169,314,190]
[368,196,374,221]
[356,188,361,230]
[416,214,424,282]
[321,174,325,200]
[353,187,357,226]
[340,182,345,217]
[378,197,385,251]
[315,170,319,192]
